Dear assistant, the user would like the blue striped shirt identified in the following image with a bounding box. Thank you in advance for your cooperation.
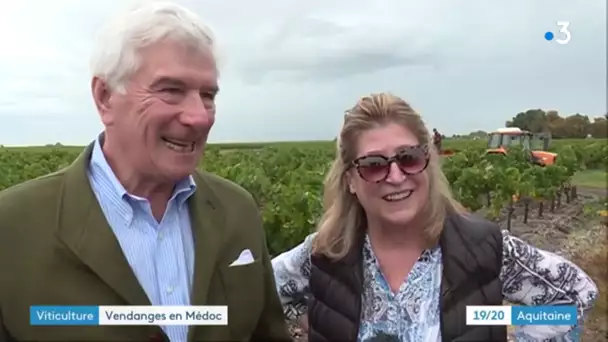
[87,137,196,342]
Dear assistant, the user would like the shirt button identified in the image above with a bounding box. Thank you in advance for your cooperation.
[166,286,174,294]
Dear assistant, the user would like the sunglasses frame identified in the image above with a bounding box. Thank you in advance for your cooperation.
[351,144,430,183]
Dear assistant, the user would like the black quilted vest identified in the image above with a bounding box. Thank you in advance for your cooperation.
[308,213,507,342]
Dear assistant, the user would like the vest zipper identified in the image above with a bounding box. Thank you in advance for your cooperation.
[441,281,453,298]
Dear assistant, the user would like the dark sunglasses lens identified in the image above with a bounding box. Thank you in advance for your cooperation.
[356,156,389,182]
[396,150,427,174]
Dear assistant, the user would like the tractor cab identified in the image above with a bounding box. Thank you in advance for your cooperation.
[487,128,532,151]
[486,128,556,165]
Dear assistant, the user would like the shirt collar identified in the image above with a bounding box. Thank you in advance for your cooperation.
[89,134,197,205]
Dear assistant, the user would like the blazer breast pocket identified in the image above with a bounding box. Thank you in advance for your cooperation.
[220,258,265,338]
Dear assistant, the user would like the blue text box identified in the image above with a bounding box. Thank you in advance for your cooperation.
[511,305,577,326]
[30,306,99,326]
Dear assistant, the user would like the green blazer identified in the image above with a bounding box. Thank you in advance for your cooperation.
[0,143,291,342]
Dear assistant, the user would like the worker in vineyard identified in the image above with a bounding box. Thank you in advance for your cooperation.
[0,2,290,342]
[271,93,598,341]
[432,127,442,151]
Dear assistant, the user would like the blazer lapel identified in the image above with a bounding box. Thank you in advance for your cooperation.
[188,172,226,306]
[56,142,227,340]
[55,142,151,306]
[187,173,226,341]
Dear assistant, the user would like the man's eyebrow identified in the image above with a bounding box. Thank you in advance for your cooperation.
[151,77,219,93]
[150,77,187,88]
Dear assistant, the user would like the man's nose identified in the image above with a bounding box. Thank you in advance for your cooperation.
[179,92,214,128]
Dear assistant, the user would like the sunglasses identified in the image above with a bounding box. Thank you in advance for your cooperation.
[351,145,429,183]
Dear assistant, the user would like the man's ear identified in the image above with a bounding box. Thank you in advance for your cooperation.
[91,77,115,126]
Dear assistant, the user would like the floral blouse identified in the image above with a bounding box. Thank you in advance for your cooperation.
[271,230,598,342]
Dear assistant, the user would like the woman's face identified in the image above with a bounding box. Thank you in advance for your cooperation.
[347,122,430,229]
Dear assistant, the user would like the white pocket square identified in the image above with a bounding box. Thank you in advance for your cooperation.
[229,249,255,267]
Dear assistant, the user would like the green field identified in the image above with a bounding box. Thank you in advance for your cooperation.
[1,137,601,153]
[1,137,605,254]
[0,140,334,153]
[1,136,607,339]
[2,136,606,340]
[572,169,607,189]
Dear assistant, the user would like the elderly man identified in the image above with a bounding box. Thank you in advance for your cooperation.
[0,2,290,342]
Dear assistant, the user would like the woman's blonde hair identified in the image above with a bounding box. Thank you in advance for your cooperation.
[312,93,466,260]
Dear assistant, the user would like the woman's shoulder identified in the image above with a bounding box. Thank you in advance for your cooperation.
[445,212,503,243]
[296,232,318,253]
[272,232,317,264]
[449,212,500,231]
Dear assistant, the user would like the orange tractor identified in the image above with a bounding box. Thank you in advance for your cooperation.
[485,127,557,166]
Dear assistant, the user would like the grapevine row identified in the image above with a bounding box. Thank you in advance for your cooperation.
[442,146,582,226]
[0,140,605,255]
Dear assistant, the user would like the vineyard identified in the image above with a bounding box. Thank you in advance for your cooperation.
[1,138,607,340]
[0,138,605,255]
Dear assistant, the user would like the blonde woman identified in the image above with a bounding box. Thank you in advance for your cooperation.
[272,93,597,342]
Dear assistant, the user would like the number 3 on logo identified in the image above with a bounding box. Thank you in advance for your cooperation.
[556,21,571,45]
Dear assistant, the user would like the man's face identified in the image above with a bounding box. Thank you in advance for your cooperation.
[102,39,218,182]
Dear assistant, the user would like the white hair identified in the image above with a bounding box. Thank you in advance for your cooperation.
[90,1,218,93]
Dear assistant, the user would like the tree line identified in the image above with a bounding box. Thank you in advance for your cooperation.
[452,109,607,139]
[505,109,607,139]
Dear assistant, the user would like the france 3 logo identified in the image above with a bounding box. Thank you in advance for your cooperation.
[544,22,571,45]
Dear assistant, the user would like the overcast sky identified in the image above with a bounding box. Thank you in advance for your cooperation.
[0,0,605,146]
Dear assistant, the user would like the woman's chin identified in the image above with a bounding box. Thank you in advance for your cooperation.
[380,209,418,228]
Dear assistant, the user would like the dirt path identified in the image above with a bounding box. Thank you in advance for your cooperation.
[577,186,606,200]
